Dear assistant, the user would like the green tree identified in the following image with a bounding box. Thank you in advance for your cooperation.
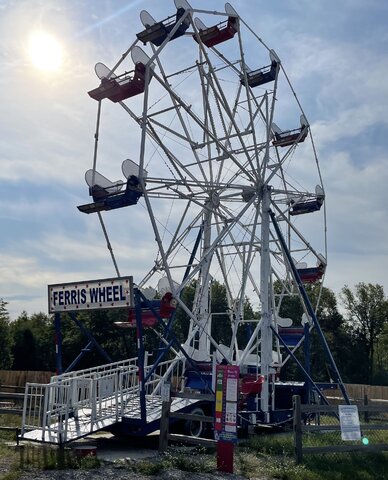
[173,280,196,344]
[341,283,388,384]
[0,299,12,369]
[10,312,55,371]
[274,281,350,383]
[172,279,256,351]
[210,280,230,346]
[375,322,388,384]
[58,309,134,371]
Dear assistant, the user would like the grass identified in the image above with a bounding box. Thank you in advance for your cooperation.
[303,452,388,480]
[0,414,21,443]
[0,413,102,479]
[239,432,388,480]
[129,447,216,476]
[0,412,387,480]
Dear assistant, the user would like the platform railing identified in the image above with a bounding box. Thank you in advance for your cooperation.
[50,357,139,382]
[21,357,141,443]
[144,356,186,411]
[21,354,188,443]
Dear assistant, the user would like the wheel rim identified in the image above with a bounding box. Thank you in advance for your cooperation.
[86,5,327,396]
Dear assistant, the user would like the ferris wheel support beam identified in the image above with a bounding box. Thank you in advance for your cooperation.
[195,203,213,357]
[260,186,273,419]
[91,101,102,188]
[236,28,262,175]
[173,193,262,355]
[260,94,271,183]
[227,203,261,354]
[217,203,262,272]
[151,46,210,184]
[176,190,258,296]
[151,71,255,183]
[197,62,258,178]
[137,65,180,297]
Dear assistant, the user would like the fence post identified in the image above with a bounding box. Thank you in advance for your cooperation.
[363,394,369,423]
[293,395,303,464]
[158,399,171,453]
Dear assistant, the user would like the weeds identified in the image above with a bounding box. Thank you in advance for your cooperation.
[130,447,215,476]
[242,432,294,456]
[303,452,388,480]
[0,423,387,480]
[1,471,23,480]
[235,449,315,480]
[0,414,21,444]
[78,455,101,470]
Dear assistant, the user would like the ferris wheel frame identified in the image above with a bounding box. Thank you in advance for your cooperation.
[80,1,330,422]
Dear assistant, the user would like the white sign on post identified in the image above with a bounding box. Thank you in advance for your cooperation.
[161,382,171,402]
[338,405,361,441]
[48,276,133,313]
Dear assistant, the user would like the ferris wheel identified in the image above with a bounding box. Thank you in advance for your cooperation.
[78,1,327,416]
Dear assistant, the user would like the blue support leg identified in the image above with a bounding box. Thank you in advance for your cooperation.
[69,312,112,365]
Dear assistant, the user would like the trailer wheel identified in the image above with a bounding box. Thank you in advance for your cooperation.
[184,407,205,438]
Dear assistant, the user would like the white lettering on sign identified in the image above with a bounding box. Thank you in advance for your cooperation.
[48,276,133,313]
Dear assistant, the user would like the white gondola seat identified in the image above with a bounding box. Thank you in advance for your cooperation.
[193,16,238,48]
[77,160,145,214]
[290,185,325,216]
[272,115,309,148]
[193,3,238,48]
[278,327,305,348]
[296,255,326,284]
[126,292,176,328]
[88,47,154,103]
[88,62,148,103]
[241,50,280,88]
[127,300,161,328]
[136,6,190,46]
[241,61,277,88]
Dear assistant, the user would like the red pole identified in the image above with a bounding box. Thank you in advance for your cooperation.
[217,440,234,473]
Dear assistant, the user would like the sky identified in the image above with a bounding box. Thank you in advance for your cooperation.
[1,0,388,320]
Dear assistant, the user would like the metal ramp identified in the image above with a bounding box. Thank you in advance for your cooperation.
[20,356,194,444]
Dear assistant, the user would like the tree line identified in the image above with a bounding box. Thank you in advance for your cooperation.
[0,282,387,386]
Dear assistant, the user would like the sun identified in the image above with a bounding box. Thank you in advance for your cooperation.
[28,31,63,72]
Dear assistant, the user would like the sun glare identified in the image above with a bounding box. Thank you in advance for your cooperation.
[28,31,63,72]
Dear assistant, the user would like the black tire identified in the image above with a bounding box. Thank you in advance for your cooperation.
[184,407,206,438]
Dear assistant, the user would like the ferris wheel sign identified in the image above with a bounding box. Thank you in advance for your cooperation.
[48,276,133,313]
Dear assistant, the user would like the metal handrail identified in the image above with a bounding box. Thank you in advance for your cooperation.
[21,357,141,443]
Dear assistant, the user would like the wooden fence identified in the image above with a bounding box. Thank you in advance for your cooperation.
[323,384,388,408]
[159,391,216,452]
[344,384,388,402]
[0,371,54,388]
[0,371,54,415]
[293,395,388,463]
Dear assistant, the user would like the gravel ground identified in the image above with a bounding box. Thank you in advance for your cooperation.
[0,435,259,480]
[15,466,249,480]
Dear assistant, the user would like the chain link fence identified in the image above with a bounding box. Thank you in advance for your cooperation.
[293,395,388,463]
